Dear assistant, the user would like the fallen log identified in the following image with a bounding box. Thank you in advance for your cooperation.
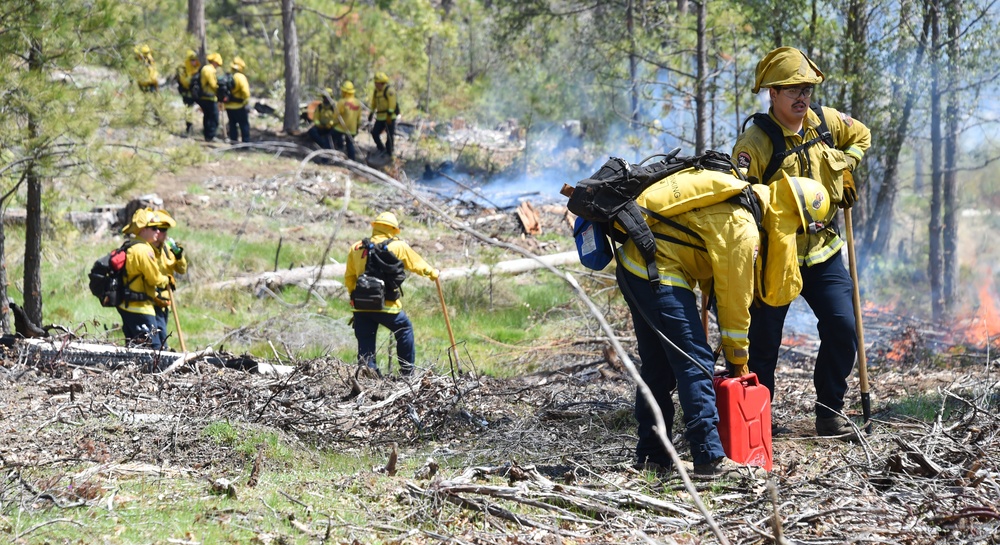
[206,251,582,289]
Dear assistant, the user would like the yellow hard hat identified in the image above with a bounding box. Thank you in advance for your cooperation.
[372,211,400,231]
[753,46,824,94]
[782,173,831,233]
[122,207,174,235]
[374,72,389,84]
[123,208,151,235]
[341,81,355,94]
[186,49,198,61]
[139,44,151,55]
[207,52,223,66]
[230,56,246,72]
[147,209,177,229]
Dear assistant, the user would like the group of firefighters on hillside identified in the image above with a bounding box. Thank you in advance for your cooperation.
[134,45,398,158]
[121,45,871,480]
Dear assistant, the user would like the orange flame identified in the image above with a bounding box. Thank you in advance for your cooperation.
[958,280,1000,347]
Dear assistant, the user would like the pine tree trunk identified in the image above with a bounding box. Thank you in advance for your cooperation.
[282,0,301,134]
[942,0,961,312]
[928,7,943,321]
[694,1,707,154]
[188,0,206,59]
[24,41,44,326]
[627,0,639,128]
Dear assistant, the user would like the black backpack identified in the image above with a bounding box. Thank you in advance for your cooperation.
[188,66,205,99]
[88,240,146,308]
[742,103,834,184]
[564,149,752,284]
[217,73,235,103]
[351,238,407,311]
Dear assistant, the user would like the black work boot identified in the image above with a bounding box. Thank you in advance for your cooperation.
[633,453,672,476]
[816,416,861,443]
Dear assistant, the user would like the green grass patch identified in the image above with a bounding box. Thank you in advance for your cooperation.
[884,392,959,422]
[201,421,295,461]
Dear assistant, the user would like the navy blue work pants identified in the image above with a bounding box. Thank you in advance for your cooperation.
[330,131,356,161]
[353,310,415,375]
[309,126,333,149]
[198,99,219,141]
[748,254,858,419]
[371,119,395,156]
[154,307,170,350]
[117,308,162,350]
[618,268,725,468]
[226,107,250,143]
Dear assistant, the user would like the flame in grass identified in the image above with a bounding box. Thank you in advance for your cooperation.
[956,279,1000,348]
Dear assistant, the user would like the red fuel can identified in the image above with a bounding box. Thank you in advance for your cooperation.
[713,372,772,471]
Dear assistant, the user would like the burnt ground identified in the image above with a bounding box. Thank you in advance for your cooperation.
[1,129,999,543]
[1,297,998,544]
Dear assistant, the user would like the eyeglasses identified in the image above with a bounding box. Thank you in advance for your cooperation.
[151,227,168,233]
[776,86,814,99]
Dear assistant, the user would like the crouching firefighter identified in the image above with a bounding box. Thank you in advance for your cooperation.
[565,150,823,476]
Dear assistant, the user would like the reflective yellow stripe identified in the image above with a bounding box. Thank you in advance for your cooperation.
[616,247,650,279]
[846,145,864,162]
[658,273,691,290]
[802,237,844,266]
[720,328,749,342]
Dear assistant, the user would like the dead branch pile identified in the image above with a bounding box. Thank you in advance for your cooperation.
[2,331,999,543]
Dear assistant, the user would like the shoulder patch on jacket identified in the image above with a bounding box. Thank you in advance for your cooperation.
[737,151,752,169]
[840,112,854,127]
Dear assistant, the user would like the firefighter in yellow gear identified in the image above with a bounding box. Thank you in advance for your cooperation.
[197,52,223,142]
[369,72,398,156]
[332,81,362,161]
[309,88,338,157]
[344,212,439,376]
[732,46,872,441]
[617,165,761,475]
[133,44,159,92]
[118,208,174,350]
[176,50,201,136]
[224,56,252,143]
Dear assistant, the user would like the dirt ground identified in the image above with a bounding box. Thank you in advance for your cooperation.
[2,133,999,544]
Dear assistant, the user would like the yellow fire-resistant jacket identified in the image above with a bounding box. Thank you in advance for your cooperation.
[371,85,398,122]
[345,225,437,314]
[155,245,188,277]
[314,101,337,130]
[199,64,219,101]
[134,58,159,91]
[176,60,200,96]
[225,72,251,110]
[733,106,871,267]
[615,186,759,367]
[118,241,170,316]
[334,96,362,136]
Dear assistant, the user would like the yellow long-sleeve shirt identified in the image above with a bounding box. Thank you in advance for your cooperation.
[733,106,871,266]
[345,226,436,314]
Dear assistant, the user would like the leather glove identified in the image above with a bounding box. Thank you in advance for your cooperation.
[840,171,858,209]
[428,268,440,281]
[728,362,749,378]
[167,275,177,291]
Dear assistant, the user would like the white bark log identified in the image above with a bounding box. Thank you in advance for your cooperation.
[205,251,581,290]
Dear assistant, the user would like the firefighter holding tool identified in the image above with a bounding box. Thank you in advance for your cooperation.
[733,46,871,441]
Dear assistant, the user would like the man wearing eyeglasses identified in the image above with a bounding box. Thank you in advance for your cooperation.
[733,46,871,441]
